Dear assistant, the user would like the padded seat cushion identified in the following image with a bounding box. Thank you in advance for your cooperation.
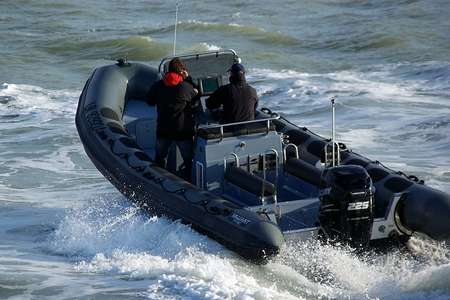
[225,166,276,197]
[285,158,322,186]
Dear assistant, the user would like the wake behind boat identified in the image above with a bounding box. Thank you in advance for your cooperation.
[76,50,450,262]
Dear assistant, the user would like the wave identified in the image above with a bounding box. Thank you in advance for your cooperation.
[0,83,78,116]
[0,83,107,204]
[145,20,301,46]
[303,32,405,52]
[186,42,222,53]
[42,36,171,61]
[48,196,450,299]
[385,62,450,95]
[49,196,298,299]
[252,61,450,111]
[274,237,450,299]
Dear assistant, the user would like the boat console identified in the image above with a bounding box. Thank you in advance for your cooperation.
[158,50,323,238]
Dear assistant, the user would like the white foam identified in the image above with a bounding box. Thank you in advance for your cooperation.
[7,143,80,172]
[0,83,78,116]
[50,197,300,299]
[326,70,437,105]
[50,197,199,257]
[252,64,450,110]
[339,128,380,149]
[201,43,221,51]
[270,237,450,299]
[48,191,450,299]
[76,250,299,300]
[401,264,450,293]
[184,20,245,30]
[250,69,319,107]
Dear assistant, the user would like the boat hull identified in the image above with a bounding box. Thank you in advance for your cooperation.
[75,62,284,262]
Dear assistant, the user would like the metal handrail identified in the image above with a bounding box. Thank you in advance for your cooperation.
[262,148,279,209]
[198,114,279,135]
[197,115,279,142]
[195,161,204,189]
[263,148,279,181]
[158,49,238,73]
[223,152,240,173]
[283,143,299,163]
[324,141,341,167]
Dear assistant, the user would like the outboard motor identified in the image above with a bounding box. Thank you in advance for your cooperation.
[319,165,374,247]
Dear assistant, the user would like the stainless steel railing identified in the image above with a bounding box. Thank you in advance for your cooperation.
[197,114,280,142]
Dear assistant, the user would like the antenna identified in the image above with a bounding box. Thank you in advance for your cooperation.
[331,97,337,166]
[324,96,340,167]
[330,96,341,167]
[173,2,180,56]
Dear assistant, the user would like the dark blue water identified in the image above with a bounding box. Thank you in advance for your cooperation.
[1,1,449,299]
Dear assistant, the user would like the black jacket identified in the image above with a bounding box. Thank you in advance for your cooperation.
[147,75,197,140]
[206,77,258,124]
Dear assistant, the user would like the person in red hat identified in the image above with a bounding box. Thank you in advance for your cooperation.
[206,63,259,124]
[147,57,197,179]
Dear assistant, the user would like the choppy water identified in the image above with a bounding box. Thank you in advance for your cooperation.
[1,1,449,299]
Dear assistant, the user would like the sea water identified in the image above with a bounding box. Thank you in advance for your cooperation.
[1,1,449,299]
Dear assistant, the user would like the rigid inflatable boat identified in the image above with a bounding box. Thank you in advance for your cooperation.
[76,50,450,262]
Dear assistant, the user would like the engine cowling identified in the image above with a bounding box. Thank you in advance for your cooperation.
[319,165,374,247]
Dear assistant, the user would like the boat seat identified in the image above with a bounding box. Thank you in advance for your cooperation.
[197,122,276,140]
[123,100,157,159]
[225,166,276,197]
[285,157,322,186]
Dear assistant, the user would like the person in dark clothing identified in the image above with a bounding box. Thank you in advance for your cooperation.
[147,57,197,179]
[206,63,258,124]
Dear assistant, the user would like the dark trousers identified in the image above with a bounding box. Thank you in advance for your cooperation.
[155,138,193,180]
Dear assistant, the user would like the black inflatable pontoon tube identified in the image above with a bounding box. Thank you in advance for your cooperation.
[397,185,450,240]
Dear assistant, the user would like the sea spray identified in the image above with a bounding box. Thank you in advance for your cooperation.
[50,196,299,299]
